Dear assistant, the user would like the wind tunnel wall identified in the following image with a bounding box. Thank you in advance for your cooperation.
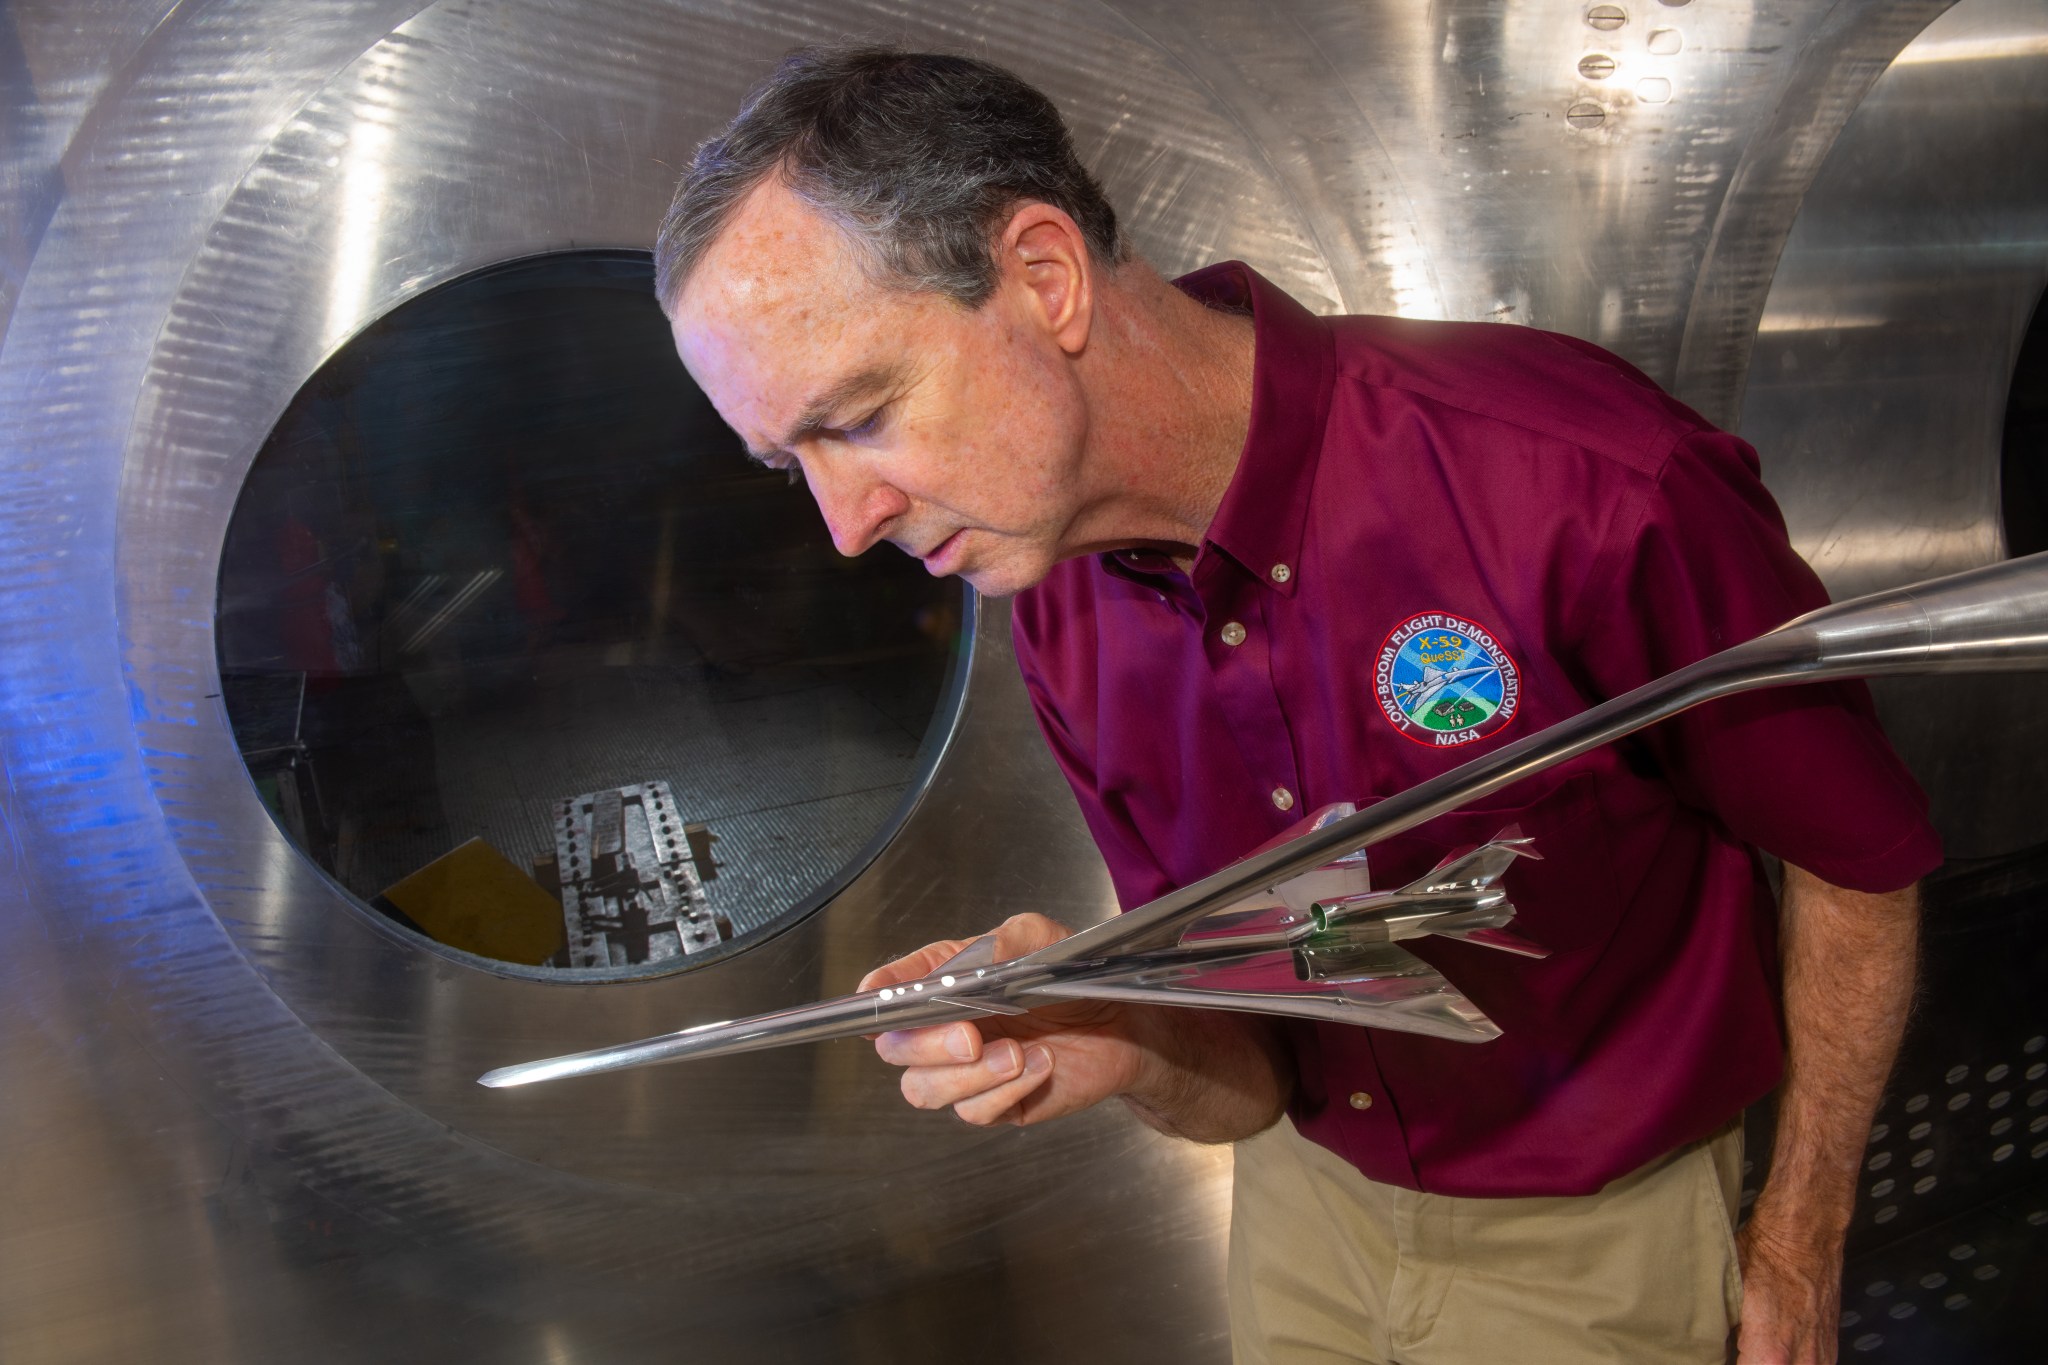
[0,2,2043,1361]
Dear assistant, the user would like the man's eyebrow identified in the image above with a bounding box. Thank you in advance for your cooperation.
[749,363,908,461]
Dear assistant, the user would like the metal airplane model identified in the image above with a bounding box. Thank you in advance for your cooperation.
[481,552,2048,1090]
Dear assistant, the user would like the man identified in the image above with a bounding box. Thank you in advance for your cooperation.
[656,46,1937,1364]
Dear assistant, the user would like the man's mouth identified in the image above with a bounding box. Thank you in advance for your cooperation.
[920,530,965,575]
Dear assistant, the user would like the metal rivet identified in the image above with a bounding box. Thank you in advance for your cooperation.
[1269,563,1292,584]
[1866,1151,1892,1171]
[1272,787,1296,812]
[1944,1293,1970,1311]
[1993,1144,2014,1161]
[1866,1281,1895,1297]
[1987,1064,2010,1082]
[1914,1175,1937,1195]
[1635,75,1673,104]
[1220,621,1247,647]
[1947,1064,1971,1084]
[1349,1091,1373,1110]
[1911,1148,1935,1167]
[1566,101,1607,129]
[1909,1121,1932,1139]
[1906,1093,1930,1113]
[1868,1123,1889,1143]
[1578,53,1617,79]
[1587,4,1628,30]
[1869,1179,1894,1198]
[1874,1205,1897,1223]
[1852,1332,1883,1352]
[1888,1303,1917,1320]
[1949,1092,1973,1111]
[1646,26,1684,55]
[1991,1090,2011,1108]
[1973,1264,2000,1281]
[1920,1273,1948,1289]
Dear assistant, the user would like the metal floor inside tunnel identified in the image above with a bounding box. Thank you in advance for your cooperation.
[427,651,943,941]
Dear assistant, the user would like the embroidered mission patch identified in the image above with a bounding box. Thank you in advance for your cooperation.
[1374,611,1521,747]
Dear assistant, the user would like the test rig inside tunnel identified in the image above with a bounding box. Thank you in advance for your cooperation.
[1,2,2045,1362]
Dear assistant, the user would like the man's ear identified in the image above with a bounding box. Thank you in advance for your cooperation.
[999,202,1095,356]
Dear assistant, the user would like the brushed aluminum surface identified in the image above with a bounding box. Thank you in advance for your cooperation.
[2,2,2029,1361]
[1742,0,2048,857]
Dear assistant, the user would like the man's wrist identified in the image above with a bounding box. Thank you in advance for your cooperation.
[1116,1006,1290,1142]
[1745,1183,1853,1253]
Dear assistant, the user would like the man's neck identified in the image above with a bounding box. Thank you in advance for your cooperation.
[1059,263,1257,569]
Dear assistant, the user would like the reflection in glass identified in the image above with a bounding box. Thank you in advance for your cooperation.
[218,251,967,974]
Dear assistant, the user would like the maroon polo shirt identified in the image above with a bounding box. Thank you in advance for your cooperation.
[1011,262,1941,1198]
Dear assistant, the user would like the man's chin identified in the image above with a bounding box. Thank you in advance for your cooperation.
[953,551,1052,599]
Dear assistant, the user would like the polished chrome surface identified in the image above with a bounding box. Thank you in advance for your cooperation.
[1741,0,2048,857]
[2,1,2030,1360]
[478,829,1544,1086]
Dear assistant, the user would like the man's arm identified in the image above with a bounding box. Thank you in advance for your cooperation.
[862,912,1295,1140]
[1737,864,1919,1365]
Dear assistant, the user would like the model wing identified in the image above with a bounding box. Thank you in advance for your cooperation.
[1022,943,1499,1044]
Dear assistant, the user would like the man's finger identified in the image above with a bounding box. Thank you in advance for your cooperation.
[900,1036,1030,1110]
[857,938,971,993]
[951,1044,1054,1126]
[876,1021,987,1067]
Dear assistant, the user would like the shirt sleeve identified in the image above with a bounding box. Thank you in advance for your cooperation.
[1566,428,1942,893]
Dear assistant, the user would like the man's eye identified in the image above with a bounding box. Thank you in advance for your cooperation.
[842,409,885,441]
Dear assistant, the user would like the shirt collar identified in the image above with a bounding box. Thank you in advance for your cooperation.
[1162,261,1336,598]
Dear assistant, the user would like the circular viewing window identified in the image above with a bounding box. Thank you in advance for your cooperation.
[217,251,968,976]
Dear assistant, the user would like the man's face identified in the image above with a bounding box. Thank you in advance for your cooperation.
[670,180,1091,597]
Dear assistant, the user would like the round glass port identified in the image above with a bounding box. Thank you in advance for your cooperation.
[217,251,968,975]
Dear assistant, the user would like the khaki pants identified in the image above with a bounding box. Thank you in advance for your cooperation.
[1228,1117,1744,1365]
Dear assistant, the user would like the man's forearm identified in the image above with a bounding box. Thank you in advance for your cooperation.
[1121,1007,1295,1144]
[1752,865,1919,1241]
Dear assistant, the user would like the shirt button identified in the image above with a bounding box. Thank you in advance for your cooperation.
[1269,562,1292,584]
[1349,1091,1373,1110]
[1219,621,1247,647]
[1271,787,1295,812]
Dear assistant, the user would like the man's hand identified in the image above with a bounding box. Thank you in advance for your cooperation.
[859,912,1293,1138]
[1734,865,1920,1364]
[859,913,1146,1127]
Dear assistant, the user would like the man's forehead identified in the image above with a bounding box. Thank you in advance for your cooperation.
[671,182,892,438]
[683,178,867,322]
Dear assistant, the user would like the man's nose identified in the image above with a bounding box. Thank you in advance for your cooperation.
[804,454,908,558]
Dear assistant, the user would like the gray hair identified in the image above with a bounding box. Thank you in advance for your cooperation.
[654,46,1128,312]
